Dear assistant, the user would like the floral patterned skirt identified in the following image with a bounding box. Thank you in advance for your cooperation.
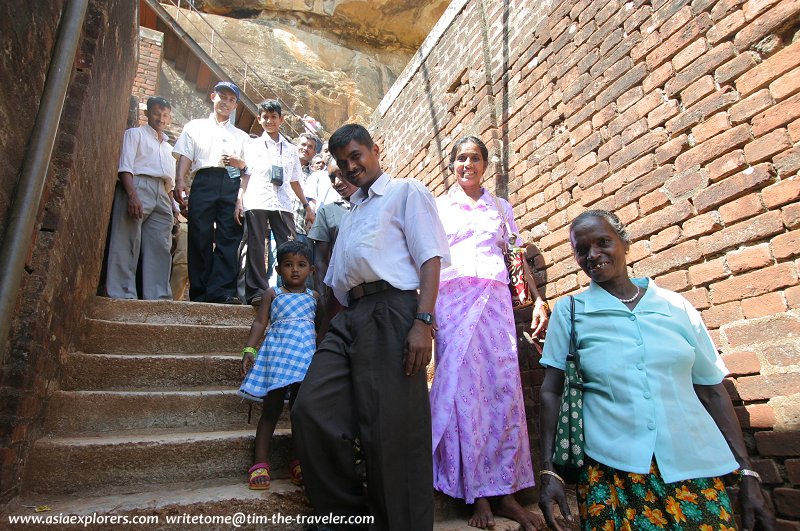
[576,457,736,531]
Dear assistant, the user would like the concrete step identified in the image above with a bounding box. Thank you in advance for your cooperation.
[89,296,256,326]
[23,429,294,496]
[61,352,242,390]
[42,390,281,434]
[80,319,250,354]
[6,478,309,531]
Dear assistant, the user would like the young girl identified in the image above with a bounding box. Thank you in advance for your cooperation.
[239,240,318,490]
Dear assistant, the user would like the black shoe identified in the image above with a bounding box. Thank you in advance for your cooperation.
[250,295,262,307]
[210,295,241,305]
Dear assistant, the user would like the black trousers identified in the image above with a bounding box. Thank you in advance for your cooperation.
[187,167,242,302]
[243,209,296,303]
[291,288,434,531]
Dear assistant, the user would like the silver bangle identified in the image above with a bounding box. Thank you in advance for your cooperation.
[540,469,565,485]
[740,469,761,482]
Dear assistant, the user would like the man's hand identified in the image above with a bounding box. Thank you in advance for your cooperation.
[174,182,187,207]
[304,207,316,231]
[234,198,245,226]
[127,192,143,219]
[403,321,433,376]
[222,153,245,169]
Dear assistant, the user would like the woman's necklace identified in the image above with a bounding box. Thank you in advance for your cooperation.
[618,285,640,303]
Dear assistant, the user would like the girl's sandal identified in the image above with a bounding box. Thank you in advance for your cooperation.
[248,462,270,490]
[290,459,303,486]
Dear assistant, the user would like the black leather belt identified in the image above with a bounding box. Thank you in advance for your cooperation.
[348,280,395,303]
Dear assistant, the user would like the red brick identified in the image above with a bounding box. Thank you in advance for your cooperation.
[734,0,800,51]
[751,458,784,484]
[764,340,800,368]
[682,212,723,238]
[745,128,793,164]
[774,488,800,518]
[647,14,712,69]
[720,194,767,225]
[708,149,747,182]
[598,135,624,161]
[756,430,800,456]
[655,268,689,289]
[724,311,800,347]
[668,88,740,134]
[764,177,800,208]
[691,112,731,144]
[617,201,641,226]
[639,189,671,214]
[609,129,668,171]
[736,38,800,96]
[790,117,800,142]
[627,200,694,240]
[716,50,760,86]
[735,403,776,428]
[744,0,782,20]
[690,257,730,285]
[741,291,788,317]
[665,168,708,201]
[721,349,762,375]
[674,38,709,71]
[752,92,800,137]
[681,75,716,107]
[710,262,799,303]
[771,66,800,100]
[787,459,800,485]
[647,100,680,128]
[694,163,773,213]
[674,123,750,172]
[665,42,735,96]
[628,240,652,263]
[787,284,800,308]
[775,146,800,175]
[655,134,688,164]
[737,372,800,400]
[683,287,711,309]
[771,231,800,260]
[783,203,800,228]
[634,240,703,277]
[707,10,747,44]
[727,243,774,273]
[617,86,645,113]
[731,91,773,128]
[702,299,744,327]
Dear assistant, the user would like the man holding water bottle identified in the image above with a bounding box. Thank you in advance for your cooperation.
[173,81,250,304]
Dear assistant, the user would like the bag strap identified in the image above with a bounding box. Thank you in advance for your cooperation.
[568,296,584,386]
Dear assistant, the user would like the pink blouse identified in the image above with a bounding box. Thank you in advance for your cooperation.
[436,186,522,284]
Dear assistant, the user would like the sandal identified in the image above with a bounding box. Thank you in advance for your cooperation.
[248,462,270,490]
[290,459,303,486]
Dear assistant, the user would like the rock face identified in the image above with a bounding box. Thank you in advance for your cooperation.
[165,0,448,133]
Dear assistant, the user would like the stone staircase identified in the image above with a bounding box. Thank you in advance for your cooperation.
[5,297,574,530]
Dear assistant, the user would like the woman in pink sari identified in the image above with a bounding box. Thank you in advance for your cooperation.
[431,136,549,530]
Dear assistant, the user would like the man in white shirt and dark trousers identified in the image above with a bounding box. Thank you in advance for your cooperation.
[234,99,310,306]
[292,124,450,531]
[106,96,176,300]
[173,81,250,304]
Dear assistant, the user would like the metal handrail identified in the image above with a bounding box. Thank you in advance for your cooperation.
[0,0,90,354]
[165,0,310,137]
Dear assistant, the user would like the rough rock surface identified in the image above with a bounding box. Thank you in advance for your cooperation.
[165,0,448,133]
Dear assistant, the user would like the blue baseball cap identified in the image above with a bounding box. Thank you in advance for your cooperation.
[213,81,240,100]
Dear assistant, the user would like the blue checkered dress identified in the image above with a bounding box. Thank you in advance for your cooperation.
[238,287,316,401]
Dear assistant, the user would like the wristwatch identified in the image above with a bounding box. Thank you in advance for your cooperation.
[415,312,434,326]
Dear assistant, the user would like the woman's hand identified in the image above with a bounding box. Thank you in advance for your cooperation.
[241,351,255,378]
[531,300,549,338]
[739,476,775,531]
[537,474,573,530]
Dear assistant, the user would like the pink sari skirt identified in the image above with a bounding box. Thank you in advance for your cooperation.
[430,276,536,503]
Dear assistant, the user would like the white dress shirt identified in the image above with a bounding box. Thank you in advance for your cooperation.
[117,124,176,189]
[242,133,302,212]
[172,113,249,177]
[305,169,334,207]
[325,173,451,306]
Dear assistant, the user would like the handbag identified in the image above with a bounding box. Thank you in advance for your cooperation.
[493,197,535,308]
[552,295,585,483]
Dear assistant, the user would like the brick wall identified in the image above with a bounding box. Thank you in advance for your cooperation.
[133,27,165,125]
[0,0,137,503]
[372,0,800,524]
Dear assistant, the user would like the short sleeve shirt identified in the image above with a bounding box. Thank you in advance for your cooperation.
[117,124,176,189]
[172,114,249,178]
[307,200,350,244]
[540,278,739,483]
[241,133,301,212]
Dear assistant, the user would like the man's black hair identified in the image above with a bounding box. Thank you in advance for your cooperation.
[146,96,171,111]
[329,124,374,153]
[258,99,282,117]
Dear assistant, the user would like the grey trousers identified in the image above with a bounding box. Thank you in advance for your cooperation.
[292,288,434,531]
[106,176,173,300]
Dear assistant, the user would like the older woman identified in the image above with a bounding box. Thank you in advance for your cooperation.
[431,136,549,530]
[538,210,775,531]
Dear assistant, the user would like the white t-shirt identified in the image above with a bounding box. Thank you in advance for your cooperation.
[172,114,249,177]
[117,124,176,189]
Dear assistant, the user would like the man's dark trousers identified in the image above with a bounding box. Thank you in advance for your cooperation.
[292,288,434,531]
[243,209,296,303]
[187,167,242,302]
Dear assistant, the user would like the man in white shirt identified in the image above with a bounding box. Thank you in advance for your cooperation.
[234,99,310,306]
[173,81,250,304]
[106,96,176,300]
[293,132,319,238]
[292,124,450,531]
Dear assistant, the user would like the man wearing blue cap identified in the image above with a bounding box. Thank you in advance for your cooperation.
[173,81,251,303]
